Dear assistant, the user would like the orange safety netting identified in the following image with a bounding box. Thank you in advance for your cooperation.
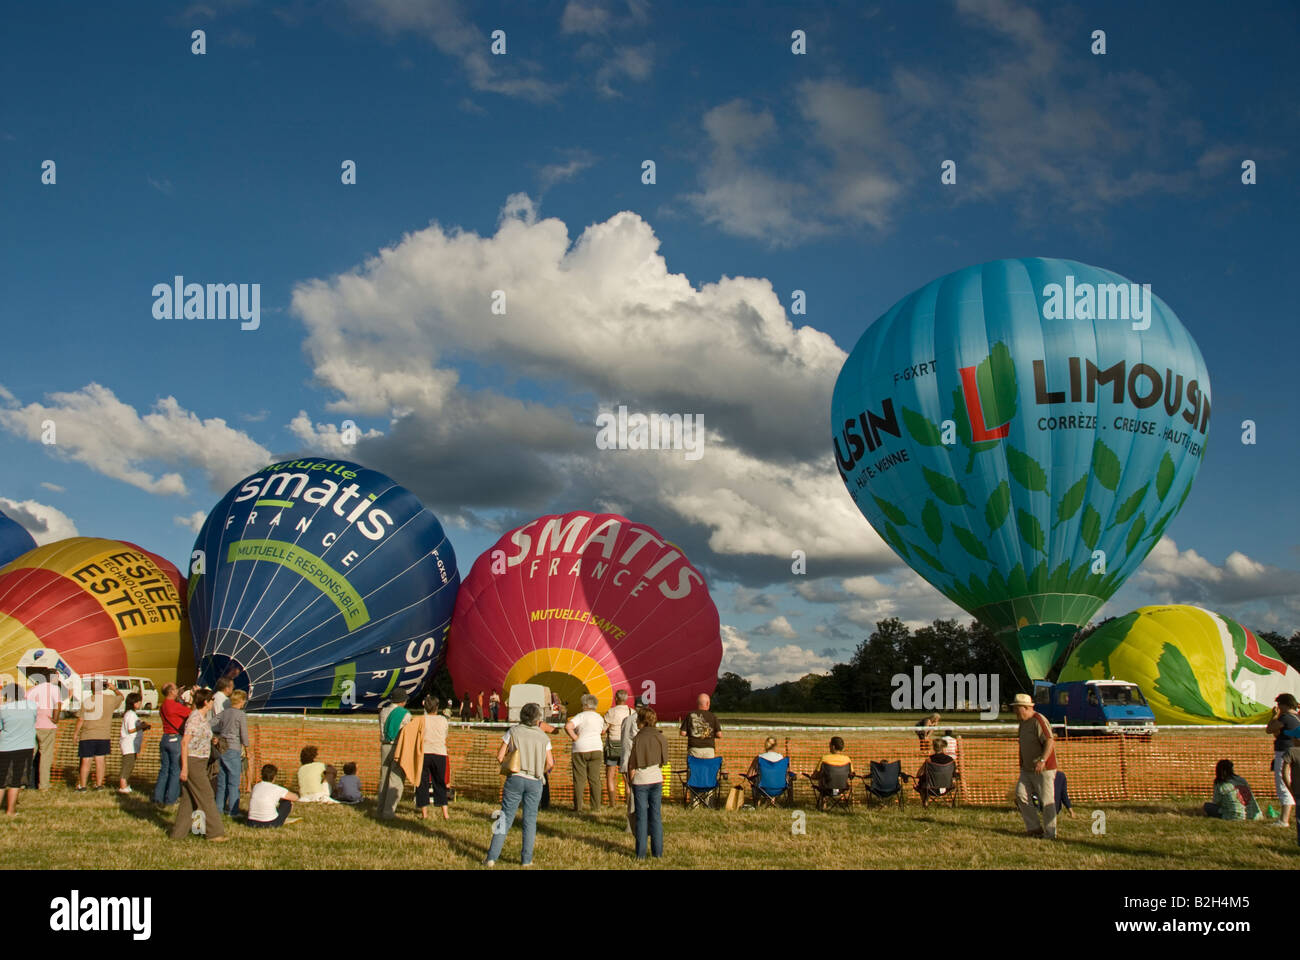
[41,718,1289,808]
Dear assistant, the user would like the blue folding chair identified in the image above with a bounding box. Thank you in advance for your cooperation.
[677,755,727,809]
[742,756,794,807]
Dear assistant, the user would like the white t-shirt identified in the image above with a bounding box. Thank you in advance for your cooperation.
[119,710,143,755]
[759,750,783,762]
[212,691,228,716]
[569,710,604,753]
[248,781,291,822]
[604,704,632,741]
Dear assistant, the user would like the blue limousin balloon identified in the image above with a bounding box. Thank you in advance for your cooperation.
[832,259,1211,678]
[187,458,459,710]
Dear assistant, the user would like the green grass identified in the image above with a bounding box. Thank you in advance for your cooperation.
[3,788,1296,870]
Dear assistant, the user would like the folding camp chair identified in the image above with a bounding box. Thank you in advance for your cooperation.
[802,761,855,811]
[914,756,959,808]
[864,760,906,808]
[678,755,727,809]
[741,756,795,808]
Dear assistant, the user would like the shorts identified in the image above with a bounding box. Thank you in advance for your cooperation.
[0,749,32,788]
[688,746,716,759]
[78,739,111,758]
[604,741,622,766]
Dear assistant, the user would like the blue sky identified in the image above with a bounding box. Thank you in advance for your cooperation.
[2,0,1298,686]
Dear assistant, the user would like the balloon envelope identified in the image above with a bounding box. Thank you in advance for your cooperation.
[0,510,37,569]
[447,511,721,720]
[1060,605,1300,724]
[188,458,459,711]
[832,258,1211,678]
[0,538,193,689]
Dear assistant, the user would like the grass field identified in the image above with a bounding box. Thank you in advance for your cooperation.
[4,788,1297,870]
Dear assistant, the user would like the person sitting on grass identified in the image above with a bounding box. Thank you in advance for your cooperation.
[334,762,363,804]
[295,746,337,803]
[246,764,300,828]
[1039,769,1074,819]
[810,736,853,788]
[1203,759,1262,821]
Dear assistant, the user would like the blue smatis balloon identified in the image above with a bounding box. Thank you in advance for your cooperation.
[188,458,459,710]
[0,509,37,569]
[832,259,1211,678]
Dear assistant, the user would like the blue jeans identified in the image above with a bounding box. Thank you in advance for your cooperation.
[633,782,663,858]
[214,747,243,815]
[486,774,543,865]
[152,735,182,804]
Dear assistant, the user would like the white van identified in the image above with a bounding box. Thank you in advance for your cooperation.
[106,676,160,713]
[507,683,557,723]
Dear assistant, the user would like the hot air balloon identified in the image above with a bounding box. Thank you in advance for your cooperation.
[0,509,37,569]
[447,511,721,720]
[0,538,193,689]
[188,458,459,711]
[832,258,1211,678]
[1059,605,1300,725]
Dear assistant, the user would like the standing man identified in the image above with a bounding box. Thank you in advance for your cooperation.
[211,678,232,718]
[377,692,411,819]
[603,690,632,804]
[74,679,123,790]
[25,671,64,790]
[489,689,501,722]
[212,689,250,817]
[565,693,605,811]
[1012,692,1058,839]
[679,693,722,759]
[152,683,191,806]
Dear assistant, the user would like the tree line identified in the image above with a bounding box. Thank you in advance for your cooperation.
[712,617,1300,714]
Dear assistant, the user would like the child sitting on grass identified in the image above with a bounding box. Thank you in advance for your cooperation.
[334,761,363,804]
[246,764,300,828]
[1203,759,1262,820]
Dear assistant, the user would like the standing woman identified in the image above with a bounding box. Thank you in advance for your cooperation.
[484,702,553,867]
[0,683,38,815]
[417,695,451,821]
[170,689,228,842]
[627,707,668,861]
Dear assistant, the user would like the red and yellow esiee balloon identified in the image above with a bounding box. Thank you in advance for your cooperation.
[447,511,722,720]
[0,538,194,689]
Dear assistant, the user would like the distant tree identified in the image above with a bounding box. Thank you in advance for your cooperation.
[1259,630,1300,671]
[712,671,752,710]
[850,617,910,711]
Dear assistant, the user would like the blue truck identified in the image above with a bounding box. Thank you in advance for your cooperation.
[1032,679,1157,735]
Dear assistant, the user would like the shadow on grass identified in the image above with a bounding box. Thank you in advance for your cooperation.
[115,794,176,832]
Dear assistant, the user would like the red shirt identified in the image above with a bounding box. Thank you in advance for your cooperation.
[160,698,191,735]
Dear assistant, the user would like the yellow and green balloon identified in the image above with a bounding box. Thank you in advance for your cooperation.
[1059,605,1300,724]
